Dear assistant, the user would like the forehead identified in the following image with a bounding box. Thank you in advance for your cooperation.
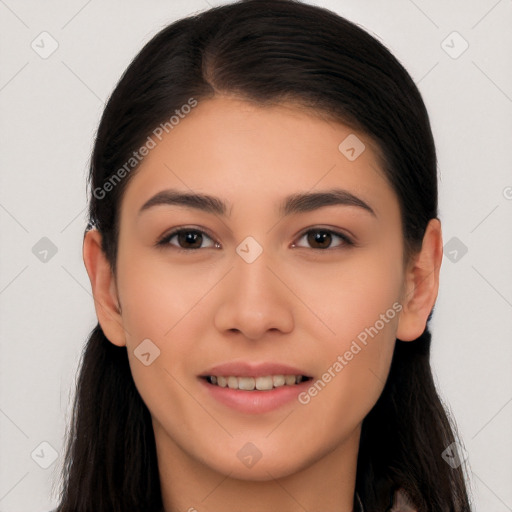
[120,96,399,222]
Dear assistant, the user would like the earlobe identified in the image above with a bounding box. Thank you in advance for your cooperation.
[396,218,443,342]
[82,229,127,347]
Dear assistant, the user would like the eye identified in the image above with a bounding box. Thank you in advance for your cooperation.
[156,227,220,251]
[292,228,354,250]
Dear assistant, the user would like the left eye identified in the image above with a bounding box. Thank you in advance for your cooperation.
[293,228,353,250]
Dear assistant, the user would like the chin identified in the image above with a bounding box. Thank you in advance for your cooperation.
[198,441,318,482]
[222,459,306,482]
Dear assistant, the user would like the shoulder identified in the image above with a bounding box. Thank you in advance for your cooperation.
[389,488,417,512]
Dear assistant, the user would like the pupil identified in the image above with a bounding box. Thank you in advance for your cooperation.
[309,230,330,248]
[180,231,201,248]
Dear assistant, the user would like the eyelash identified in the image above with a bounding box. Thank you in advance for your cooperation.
[155,226,355,252]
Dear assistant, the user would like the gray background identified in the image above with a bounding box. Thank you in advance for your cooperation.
[0,0,511,510]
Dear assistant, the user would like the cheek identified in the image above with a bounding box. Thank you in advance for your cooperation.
[115,254,206,421]
[297,245,403,343]
[295,248,403,415]
[116,246,211,344]
[115,248,223,395]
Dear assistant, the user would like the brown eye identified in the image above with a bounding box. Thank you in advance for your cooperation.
[294,228,353,250]
[176,230,204,249]
[157,228,219,251]
[307,230,332,249]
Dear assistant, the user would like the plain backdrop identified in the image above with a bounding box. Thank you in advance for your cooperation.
[0,1,511,510]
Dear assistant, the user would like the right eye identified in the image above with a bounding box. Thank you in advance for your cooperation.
[156,227,220,252]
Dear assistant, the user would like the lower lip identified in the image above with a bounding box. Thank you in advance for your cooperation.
[199,378,311,414]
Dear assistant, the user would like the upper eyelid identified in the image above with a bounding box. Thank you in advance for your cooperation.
[158,226,216,244]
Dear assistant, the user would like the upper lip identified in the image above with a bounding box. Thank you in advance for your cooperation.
[200,361,312,378]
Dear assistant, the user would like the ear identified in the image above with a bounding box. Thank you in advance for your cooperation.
[82,229,127,347]
[396,218,443,342]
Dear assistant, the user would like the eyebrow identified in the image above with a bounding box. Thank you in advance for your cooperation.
[138,187,376,218]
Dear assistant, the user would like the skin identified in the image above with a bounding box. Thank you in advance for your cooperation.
[83,96,443,512]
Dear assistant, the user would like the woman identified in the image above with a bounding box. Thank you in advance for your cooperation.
[55,0,472,510]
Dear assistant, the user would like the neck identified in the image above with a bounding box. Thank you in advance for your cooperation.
[153,419,361,512]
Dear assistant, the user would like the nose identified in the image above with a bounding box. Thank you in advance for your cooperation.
[213,248,295,341]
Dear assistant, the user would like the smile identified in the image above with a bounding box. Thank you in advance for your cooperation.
[204,374,311,391]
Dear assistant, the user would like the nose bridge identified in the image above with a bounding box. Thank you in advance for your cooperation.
[235,242,273,299]
[214,239,294,339]
[232,241,280,313]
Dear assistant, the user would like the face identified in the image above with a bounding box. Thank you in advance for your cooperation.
[113,96,406,480]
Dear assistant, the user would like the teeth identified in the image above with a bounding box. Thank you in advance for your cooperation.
[256,376,273,390]
[285,375,296,385]
[207,374,306,391]
[238,377,255,390]
[272,375,285,387]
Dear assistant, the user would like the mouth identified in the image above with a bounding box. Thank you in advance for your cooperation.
[198,362,314,413]
[202,374,312,391]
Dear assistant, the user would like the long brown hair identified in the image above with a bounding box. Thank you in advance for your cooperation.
[55,1,472,510]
